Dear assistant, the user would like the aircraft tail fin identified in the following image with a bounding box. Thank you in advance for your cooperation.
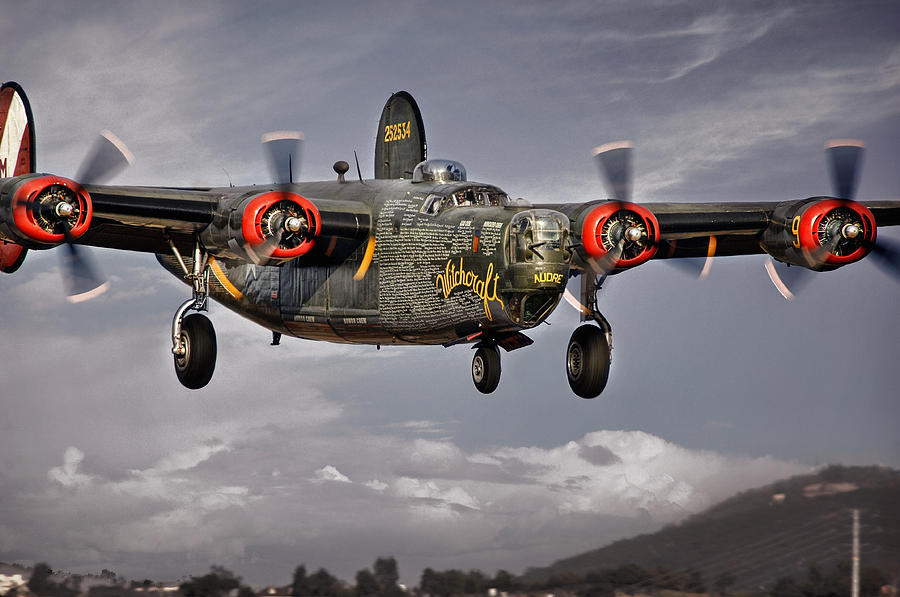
[374,91,426,179]
[0,81,35,273]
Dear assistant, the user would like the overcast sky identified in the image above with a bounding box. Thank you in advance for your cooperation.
[1,0,898,587]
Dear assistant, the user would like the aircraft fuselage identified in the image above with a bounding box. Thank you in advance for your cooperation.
[158,178,572,347]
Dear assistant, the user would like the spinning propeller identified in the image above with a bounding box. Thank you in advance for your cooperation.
[587,141,714,279]
[566,140,710,317]
[765,139,900,300]
[19,130,133,302]
[243,131,312,264]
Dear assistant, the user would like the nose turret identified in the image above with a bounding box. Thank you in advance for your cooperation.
[504,209,572,325]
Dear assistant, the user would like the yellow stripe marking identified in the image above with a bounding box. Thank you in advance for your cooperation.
[699,235,717,280]
[353,236,376,281]
[209,256,244,300]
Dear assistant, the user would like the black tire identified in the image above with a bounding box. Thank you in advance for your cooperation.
[472,345,501,394]
[566,324,611,399]
[174,313,217,389]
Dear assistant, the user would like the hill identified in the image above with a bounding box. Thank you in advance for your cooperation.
[521,465,900,591]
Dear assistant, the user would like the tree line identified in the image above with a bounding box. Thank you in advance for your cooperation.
[5,557,892,597]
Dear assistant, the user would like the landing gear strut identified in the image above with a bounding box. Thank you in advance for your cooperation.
[566,271,613,398]
[169,239,217,389]
[472,344,501,394]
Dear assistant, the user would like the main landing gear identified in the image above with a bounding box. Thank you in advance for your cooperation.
[565,271,613,399]
[472,344,501,394]
[566,324,611,398]
[169,239,217,389]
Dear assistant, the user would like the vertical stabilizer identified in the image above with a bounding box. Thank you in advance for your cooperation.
[374,91,426,179]
[0,81,35,272]
[0,81,35,178]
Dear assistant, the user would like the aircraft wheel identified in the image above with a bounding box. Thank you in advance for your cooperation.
[174,313,217,389]
[472,345,501,394]
[566,324,610,399]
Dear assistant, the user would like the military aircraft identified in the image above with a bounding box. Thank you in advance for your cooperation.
[1,82,898,396]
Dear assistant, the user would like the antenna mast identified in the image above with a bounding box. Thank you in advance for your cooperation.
[851,508,860,597]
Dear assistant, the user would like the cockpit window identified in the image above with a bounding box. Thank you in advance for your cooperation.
[419,186,510,216]
[421,194,442,215]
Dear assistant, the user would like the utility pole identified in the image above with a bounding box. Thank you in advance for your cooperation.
[851,508,860,597]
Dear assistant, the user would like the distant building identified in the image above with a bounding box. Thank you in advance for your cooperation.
[0,574,27,594]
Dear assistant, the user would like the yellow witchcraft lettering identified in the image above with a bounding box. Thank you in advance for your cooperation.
[435,258,505,320]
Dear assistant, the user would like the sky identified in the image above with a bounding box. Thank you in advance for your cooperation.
[1,0,899,587]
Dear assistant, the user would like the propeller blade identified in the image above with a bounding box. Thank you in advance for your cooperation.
[586,237,626,276]
[245,226,286,265]
[864,237,900,282]
[593,141,633,202]
[262,131,304,184]
[62,242,108,303]
[658,236,717,280]
[243,131,305,262]
[764,258,813,301]
[764,233,843,300]
[75,130,135,185]
[825,139,864,200]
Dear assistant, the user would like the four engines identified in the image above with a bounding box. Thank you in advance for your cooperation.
[0,176,881,276]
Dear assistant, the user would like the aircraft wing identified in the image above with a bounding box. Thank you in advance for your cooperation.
[76,185,218,254]
[544,199,900,265]
[1,177,371,260]
[533,140,900,278]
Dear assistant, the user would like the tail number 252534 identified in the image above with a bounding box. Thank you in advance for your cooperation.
[384,121,411,143]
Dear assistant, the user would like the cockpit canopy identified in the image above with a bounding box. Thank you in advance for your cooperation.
[412,159,467,183]
[420,185,511,216]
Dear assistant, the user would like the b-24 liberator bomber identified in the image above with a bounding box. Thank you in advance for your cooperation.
[1,82,898,396]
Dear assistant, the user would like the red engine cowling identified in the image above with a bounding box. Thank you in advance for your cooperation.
[0,175,93,246]
[239,191,321,261]
[762,198,876,270]
[580,201,660,269]
[0,239,27,273]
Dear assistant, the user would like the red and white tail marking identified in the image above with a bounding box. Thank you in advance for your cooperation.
[0,85,31,178]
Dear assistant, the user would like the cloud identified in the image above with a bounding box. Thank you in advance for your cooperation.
[0,426,807,584]
[48,447,92,488]
[313,465,352,484]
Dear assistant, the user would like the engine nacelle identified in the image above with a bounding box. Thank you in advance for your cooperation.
[579,201,659,269]
[0,174,93,247]
[761,198,876,270]
[203,190,321,263]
